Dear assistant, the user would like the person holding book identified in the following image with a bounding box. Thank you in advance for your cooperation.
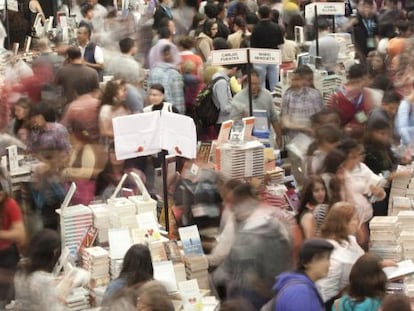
[363,118,412,216]
[337,138,386,250]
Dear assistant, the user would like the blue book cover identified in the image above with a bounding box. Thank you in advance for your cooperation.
[178,225,204,256]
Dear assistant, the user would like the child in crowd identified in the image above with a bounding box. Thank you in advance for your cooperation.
[332,253,387,311]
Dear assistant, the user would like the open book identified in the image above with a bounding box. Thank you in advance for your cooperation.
[383,259,414,280]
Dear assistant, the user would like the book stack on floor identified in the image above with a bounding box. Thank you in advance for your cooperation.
[82,246,110,287]
[65,287,90,311]
[89,203,110,245]
[60,204,93,259]
[370,216,402,261]
[108,197,138,230]
[398,211,414,261]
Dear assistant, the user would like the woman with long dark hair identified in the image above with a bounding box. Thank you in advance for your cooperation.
[296,175,329,239]
[102,244,153,306]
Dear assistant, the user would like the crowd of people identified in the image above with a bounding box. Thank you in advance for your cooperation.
[1,0,414,309]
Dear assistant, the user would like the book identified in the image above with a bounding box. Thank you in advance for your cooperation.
[178,225,204,256]
[383,259,414,280]
[179,279,202,311]
[153,260,178,293]
[136,212,161,242]
[108,228,132,259]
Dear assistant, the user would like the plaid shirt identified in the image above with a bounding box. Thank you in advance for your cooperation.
[148,62,185,114]
[28,122,71,154]
[281,87,323,138]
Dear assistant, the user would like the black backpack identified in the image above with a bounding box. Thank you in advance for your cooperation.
[194,76,226,128]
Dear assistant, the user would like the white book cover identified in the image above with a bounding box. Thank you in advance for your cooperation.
[383,259,414,280]
[178,279,202,311]
[136,212,161,241]
[108,228,132,259]
[153,261,178,293]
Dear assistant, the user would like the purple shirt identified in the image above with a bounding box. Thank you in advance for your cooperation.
[29,122,71,154]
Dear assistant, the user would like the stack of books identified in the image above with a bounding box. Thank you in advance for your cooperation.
[60,204,93,259]
[370,216,402,261]
[129,195,157,219]
[390,197,412,216]
[390,167,411,199]
[92,286,106,307]
[320,74,342,105]
[110,258,123,280]
[82,246,110,287]
[398,211,414,261]
[108,197,137,230]
[178,225,209,289]
[89,203,110,245]
[266,167,285,185]
[65,287,90,311]
[216,141,264,181]
[149,240,186,287]
[108,228,132,280]
[183,255,209,290]
[399,231,414,261]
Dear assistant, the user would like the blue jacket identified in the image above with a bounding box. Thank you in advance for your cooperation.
[273,272,324,311]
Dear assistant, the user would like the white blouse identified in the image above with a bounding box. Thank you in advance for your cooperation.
[316,235,364,302]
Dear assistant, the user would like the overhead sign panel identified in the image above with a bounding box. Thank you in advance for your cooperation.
[249,48,281,65]
[211,49,248,66]
[305,2,345,19]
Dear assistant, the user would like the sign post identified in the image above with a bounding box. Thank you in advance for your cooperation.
[211,48,281,116]
[305,2,345,56]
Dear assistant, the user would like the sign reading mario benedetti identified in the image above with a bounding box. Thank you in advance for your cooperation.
[249,48,281,65]
[211,49,248,66]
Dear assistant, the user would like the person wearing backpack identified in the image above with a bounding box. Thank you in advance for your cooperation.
[266,239,334,311]
[211,65,240,133]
